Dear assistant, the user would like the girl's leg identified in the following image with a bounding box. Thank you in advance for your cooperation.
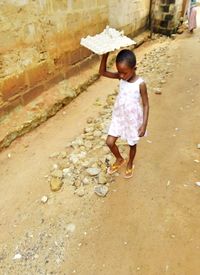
[106,135,124,164]
[127,144,137,170]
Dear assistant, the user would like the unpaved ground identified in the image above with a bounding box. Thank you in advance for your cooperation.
[1,13,200,275]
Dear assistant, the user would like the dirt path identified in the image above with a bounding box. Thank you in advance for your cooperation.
[1,14,200,274]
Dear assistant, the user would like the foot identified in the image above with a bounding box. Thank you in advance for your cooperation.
[124,163,135,179]
[107,158,126,175]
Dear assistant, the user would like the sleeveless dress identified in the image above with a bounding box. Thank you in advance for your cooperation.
[108,77,145,146]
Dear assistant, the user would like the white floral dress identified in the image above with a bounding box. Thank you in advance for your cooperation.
[108,77,145,146]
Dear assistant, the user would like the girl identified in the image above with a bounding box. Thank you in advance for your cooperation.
[99,49,149,179]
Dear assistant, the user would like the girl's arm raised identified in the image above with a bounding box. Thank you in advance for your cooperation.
[138,82,149,137]
[99,53,120,79]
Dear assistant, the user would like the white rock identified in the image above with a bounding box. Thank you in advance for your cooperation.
[154,88,162,94]
[84,127,94,133]
[94,185,109,197]
[78,151,87,159]
[75,187,85,197]
[41,196,48,204]
[66,223,76,233]
[195,182,200,187]
[51,163,59,171]
[82,177,90,185]
[13,253,22,260]
[69,154,79,164]
[63,168,71,177]
[8,153,11,159]
[86,168,101,176]
[197,144,200,149]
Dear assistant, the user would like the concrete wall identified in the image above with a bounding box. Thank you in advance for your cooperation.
[109,0,150,35]
[0,0,109,115]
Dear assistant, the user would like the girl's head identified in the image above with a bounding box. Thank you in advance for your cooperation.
[116,49,136,81]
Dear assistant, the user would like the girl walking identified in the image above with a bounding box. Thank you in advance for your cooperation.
[187,0,198,33]
[99,49,149,178]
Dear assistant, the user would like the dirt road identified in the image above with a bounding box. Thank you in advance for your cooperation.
[1,15,200,275]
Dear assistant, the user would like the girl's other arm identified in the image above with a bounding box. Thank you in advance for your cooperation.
[99,53,120,79]
[139,82,149,137]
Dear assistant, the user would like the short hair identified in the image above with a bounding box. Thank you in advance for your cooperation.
[116,49,136,68]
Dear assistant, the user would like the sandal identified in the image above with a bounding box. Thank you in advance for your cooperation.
[107,159,126,175]
[124,165,135,179]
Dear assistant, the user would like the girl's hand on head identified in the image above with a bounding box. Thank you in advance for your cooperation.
[138,125,146,137]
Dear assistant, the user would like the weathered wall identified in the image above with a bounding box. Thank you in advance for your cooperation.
[0,0,152,116]
[152,0,184,35]
[0,0,109,115]
[109,0,150,35]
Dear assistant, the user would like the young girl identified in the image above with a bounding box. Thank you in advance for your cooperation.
[99,49,149,179]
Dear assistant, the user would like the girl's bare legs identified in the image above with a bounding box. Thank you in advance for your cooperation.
[106,135,124,164]
[127,144,137,170]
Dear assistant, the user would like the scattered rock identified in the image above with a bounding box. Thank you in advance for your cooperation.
[74,180,81,188]
[62,177,75,186]
[154,88,162,94]
[87,117,93,124]
[66,223,76,233]
[94,185,109,197]
[82,177,91,185]
[98,172,107,185]
[84,140,92,150]
[63,168,72,177]
[86,167,101,176]
[50,178,63,192]
[51,163,59,171]
[41,196,48,204]
[8,153,11,159]
[75,187,85,197]
[50,152,59,158]
[171,34,176,40]
[60,151,67,158]
[13,253,22,260]
[51,169,63,178]
[93,130,102,137]
[69,154,79,164]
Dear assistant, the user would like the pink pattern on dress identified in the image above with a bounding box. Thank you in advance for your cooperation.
[108,77,145,146]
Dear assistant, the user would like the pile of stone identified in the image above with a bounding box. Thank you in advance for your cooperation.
[48,92,119,197]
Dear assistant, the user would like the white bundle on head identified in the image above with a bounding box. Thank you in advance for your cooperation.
[80,26,136,55]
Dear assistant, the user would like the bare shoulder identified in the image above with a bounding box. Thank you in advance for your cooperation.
[139,78,147,95]
[138,77,147,87]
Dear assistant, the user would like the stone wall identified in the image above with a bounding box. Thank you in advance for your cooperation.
[152,0,184,35]
[0,0,151,116]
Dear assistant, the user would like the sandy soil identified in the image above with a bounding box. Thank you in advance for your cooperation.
[0,13,200,275]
